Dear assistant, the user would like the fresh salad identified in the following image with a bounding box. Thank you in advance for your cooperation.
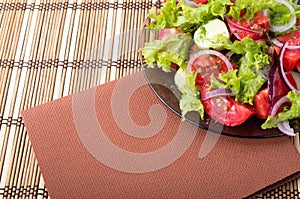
[141,0,300,136]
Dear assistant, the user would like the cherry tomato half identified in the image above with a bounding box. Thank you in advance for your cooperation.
[201,88,255,126]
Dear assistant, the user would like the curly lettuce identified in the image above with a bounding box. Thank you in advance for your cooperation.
[140,33,192,72]
[175,0,232,32]
[175,69,204,120]
[148,0,232,33]
[226,0,275,21]
[210,38,270,104]
[147,0,180,30]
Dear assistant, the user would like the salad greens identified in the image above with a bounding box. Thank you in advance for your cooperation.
[210,38,270,104]
[269,2,295,26]
[193,19,231,50]
[175,69,205,119]
[147,0,180,30]
[175,0,232,32]
[226,0,275,21]
[268,0,300,26]
[148,0,232,33]
[141,33,192,72]
[262,91,300,128]
[141,0,300,134]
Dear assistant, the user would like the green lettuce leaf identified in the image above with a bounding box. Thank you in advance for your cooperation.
[140,33,192,72]
[175,69,204,120]
[147,0,180,30]
[147,0,232,33]
[264,0,300,30]
[226,0,275,21]
[175,0,232,32]
[210,69,240,94]
[268,2,294,26]
[262,91,300,129]
[210,38,270,104]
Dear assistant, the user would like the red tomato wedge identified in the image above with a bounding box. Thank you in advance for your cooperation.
[195,0,208,4]
[274,30,300,72]
[273,78,290,104]
[201,88,255,126]
[297,16,300,26]
[253,89,271,119]
[269,64,297,106]
[227,12,270,40]
[187,54,229,87]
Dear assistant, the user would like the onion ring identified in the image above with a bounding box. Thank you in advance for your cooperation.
[270,95,289,116]
[269,95,295,136]
[226,17,262,35]
[188,49,233,71]
[271,38,300,50]
[183,0,198,8]
[201,88,235,100]
[279,43,298,91]
[264,0,296,33]
[278,121,296,136]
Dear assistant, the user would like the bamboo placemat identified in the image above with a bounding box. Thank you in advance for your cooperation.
[0,0,299,198]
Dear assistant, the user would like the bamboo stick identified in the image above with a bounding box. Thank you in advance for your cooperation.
[83,0,94,90]
[15,0,48,198]
[78,0,91,92]
[44,0,66,103]
[87,0,98,87]
[28,1,62,196]
[58,1,77,97]
[68,0,82,94]
[132,0,141,74]
[0,0,17,117]
[0,0,26,181]
[0,0,18,117]
[90,0,102,87]
[104,0,117,83]
[95,0,109,86]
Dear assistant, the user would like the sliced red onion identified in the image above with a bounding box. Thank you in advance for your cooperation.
[270,95,289,116]
[183,0,198,8]
[279,43,298,91]
[269,95,295,136]
[265,0,296,33]
[278,121,296,136]
[188,50,233,71]
[201,88,235,100]
[226,17,262,35]
[271,38,300,50]
[225,51,234,60]
[268,62,279,105]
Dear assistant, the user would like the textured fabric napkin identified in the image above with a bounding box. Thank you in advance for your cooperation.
[22,71,300,199]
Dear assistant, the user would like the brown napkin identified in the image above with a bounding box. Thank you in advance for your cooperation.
[22,71,300,199]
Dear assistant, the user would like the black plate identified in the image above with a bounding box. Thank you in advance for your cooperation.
[138,14,283,138]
